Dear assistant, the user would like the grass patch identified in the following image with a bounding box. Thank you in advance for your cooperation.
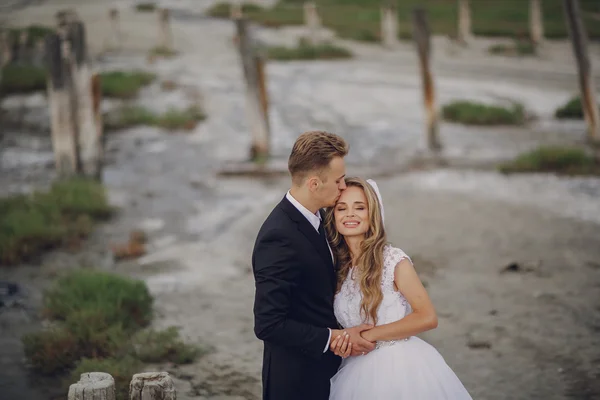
[488,40,537,56]
[0,64,47,95]
[104,105,206,132]
[100,70,156,99]
[216,0,600,42]
[206,2,266,18]
[131,327,206,364]
[0,178,113,265]
[135,2,156,12]
[267,38,352,61]
[8,25,53,47]
[499,146,600,175]
[442,100,526,125]
[23,269,203,382]
[149,46,177,58]
[554,96,600,119]
[43,269,154,328]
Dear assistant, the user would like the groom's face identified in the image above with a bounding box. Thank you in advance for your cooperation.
[314,156,347,208]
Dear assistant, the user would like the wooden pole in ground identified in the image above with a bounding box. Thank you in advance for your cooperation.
[230,1,243,19]
[412,8,441,151]
[68,372,116,400]
[381,1,399,48]
[69,20,103,179]
[530,0,544,46]
[129,372,177,400]
[108,8,122,49]
[46,31,78,177]
[236,18,270,161]
[158,8,173,51]
[564,0,600,143]
[457,0,472,45]
[303,2,321,44]
[17,30,29,63]
[0,30,10,67]
[255,50,270,135]
[32,38,45,67]
[91,73,104,167]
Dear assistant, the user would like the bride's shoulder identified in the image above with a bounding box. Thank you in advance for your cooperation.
[383,244,412,266]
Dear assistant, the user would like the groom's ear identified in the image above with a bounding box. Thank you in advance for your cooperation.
[307,176,320,192]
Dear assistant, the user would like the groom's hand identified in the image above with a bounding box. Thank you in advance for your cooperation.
[331,324,375,357]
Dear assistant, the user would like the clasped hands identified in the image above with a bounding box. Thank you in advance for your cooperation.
[329,324,375,358]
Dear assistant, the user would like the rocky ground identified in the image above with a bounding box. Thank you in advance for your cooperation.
[1,1,600,399]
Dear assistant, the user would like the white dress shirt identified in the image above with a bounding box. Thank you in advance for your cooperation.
[285,191,334,353]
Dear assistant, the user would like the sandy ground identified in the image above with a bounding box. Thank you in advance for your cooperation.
[1,1,600,399]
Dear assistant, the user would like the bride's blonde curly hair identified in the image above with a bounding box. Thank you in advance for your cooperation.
[324,177,387,325]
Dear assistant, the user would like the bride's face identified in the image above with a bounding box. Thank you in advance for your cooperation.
[334,186,370,238]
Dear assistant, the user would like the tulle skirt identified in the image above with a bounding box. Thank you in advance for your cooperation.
[330,336,472,400]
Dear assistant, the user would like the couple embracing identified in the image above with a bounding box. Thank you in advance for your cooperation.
[252,131,472,400]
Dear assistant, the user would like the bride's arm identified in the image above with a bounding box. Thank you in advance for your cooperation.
[361,258,438,342]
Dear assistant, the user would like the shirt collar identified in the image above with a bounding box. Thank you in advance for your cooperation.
[286,191,321,232]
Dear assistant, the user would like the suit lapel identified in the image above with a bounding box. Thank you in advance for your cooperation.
[279,197,335,272]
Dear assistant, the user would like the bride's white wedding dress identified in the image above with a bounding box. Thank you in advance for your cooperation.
[330,245,472,399]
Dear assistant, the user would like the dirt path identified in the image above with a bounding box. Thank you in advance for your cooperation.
[1,1,600,400]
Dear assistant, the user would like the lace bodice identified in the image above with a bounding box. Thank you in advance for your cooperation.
[334,245,412,329]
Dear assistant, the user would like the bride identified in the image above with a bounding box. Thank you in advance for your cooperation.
[324,177,472,399]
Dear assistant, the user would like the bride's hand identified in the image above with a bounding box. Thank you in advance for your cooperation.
[330,331,352,358]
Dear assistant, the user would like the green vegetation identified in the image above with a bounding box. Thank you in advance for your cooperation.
[442,101,526,125]
[22,269,203,396]
[267,38,352,61]
[131,326,207,364]
[43,269,153,328]
[554,96,600,119]
[488,40,537,56]
[8,25,54,47]
[206,0,600,43]
[100,70,156,99]
[149,46,177,58]
[135,2,157,12]
[0,64,47,95]
[104,105,206,132]
[0,179,113,265]
[206,2,266,18]
[499,146,599,175]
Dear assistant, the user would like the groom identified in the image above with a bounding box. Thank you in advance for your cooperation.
[252,131,375,400]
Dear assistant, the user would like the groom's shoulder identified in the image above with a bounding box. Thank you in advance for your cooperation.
[258,203,292,234]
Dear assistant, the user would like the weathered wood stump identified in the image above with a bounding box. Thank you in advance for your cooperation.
[68,372,116,400]
[129,372,177,400]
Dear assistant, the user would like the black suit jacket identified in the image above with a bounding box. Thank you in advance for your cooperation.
[252,196,341,400]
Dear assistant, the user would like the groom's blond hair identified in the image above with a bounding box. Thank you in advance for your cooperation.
[288,131,348,186]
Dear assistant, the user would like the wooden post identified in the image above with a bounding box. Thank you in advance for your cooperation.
[256,53,270,134]
[32,38,45,67]
[530,0,544,45]
[129,372,176,400]
[230,1,243,19]
[69,21,103,179]
[381,1,399,48]
[0,31,10,67]
[109,9,122,49]
[236,18,270,161]
[303,2,321,44]
[46,31,78,177]
[457,0,472,45]
[412,8,441,151]
[17,30,29,63]
[564,0,600,143]
[68,372,115,400]
[158,8,173,51]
